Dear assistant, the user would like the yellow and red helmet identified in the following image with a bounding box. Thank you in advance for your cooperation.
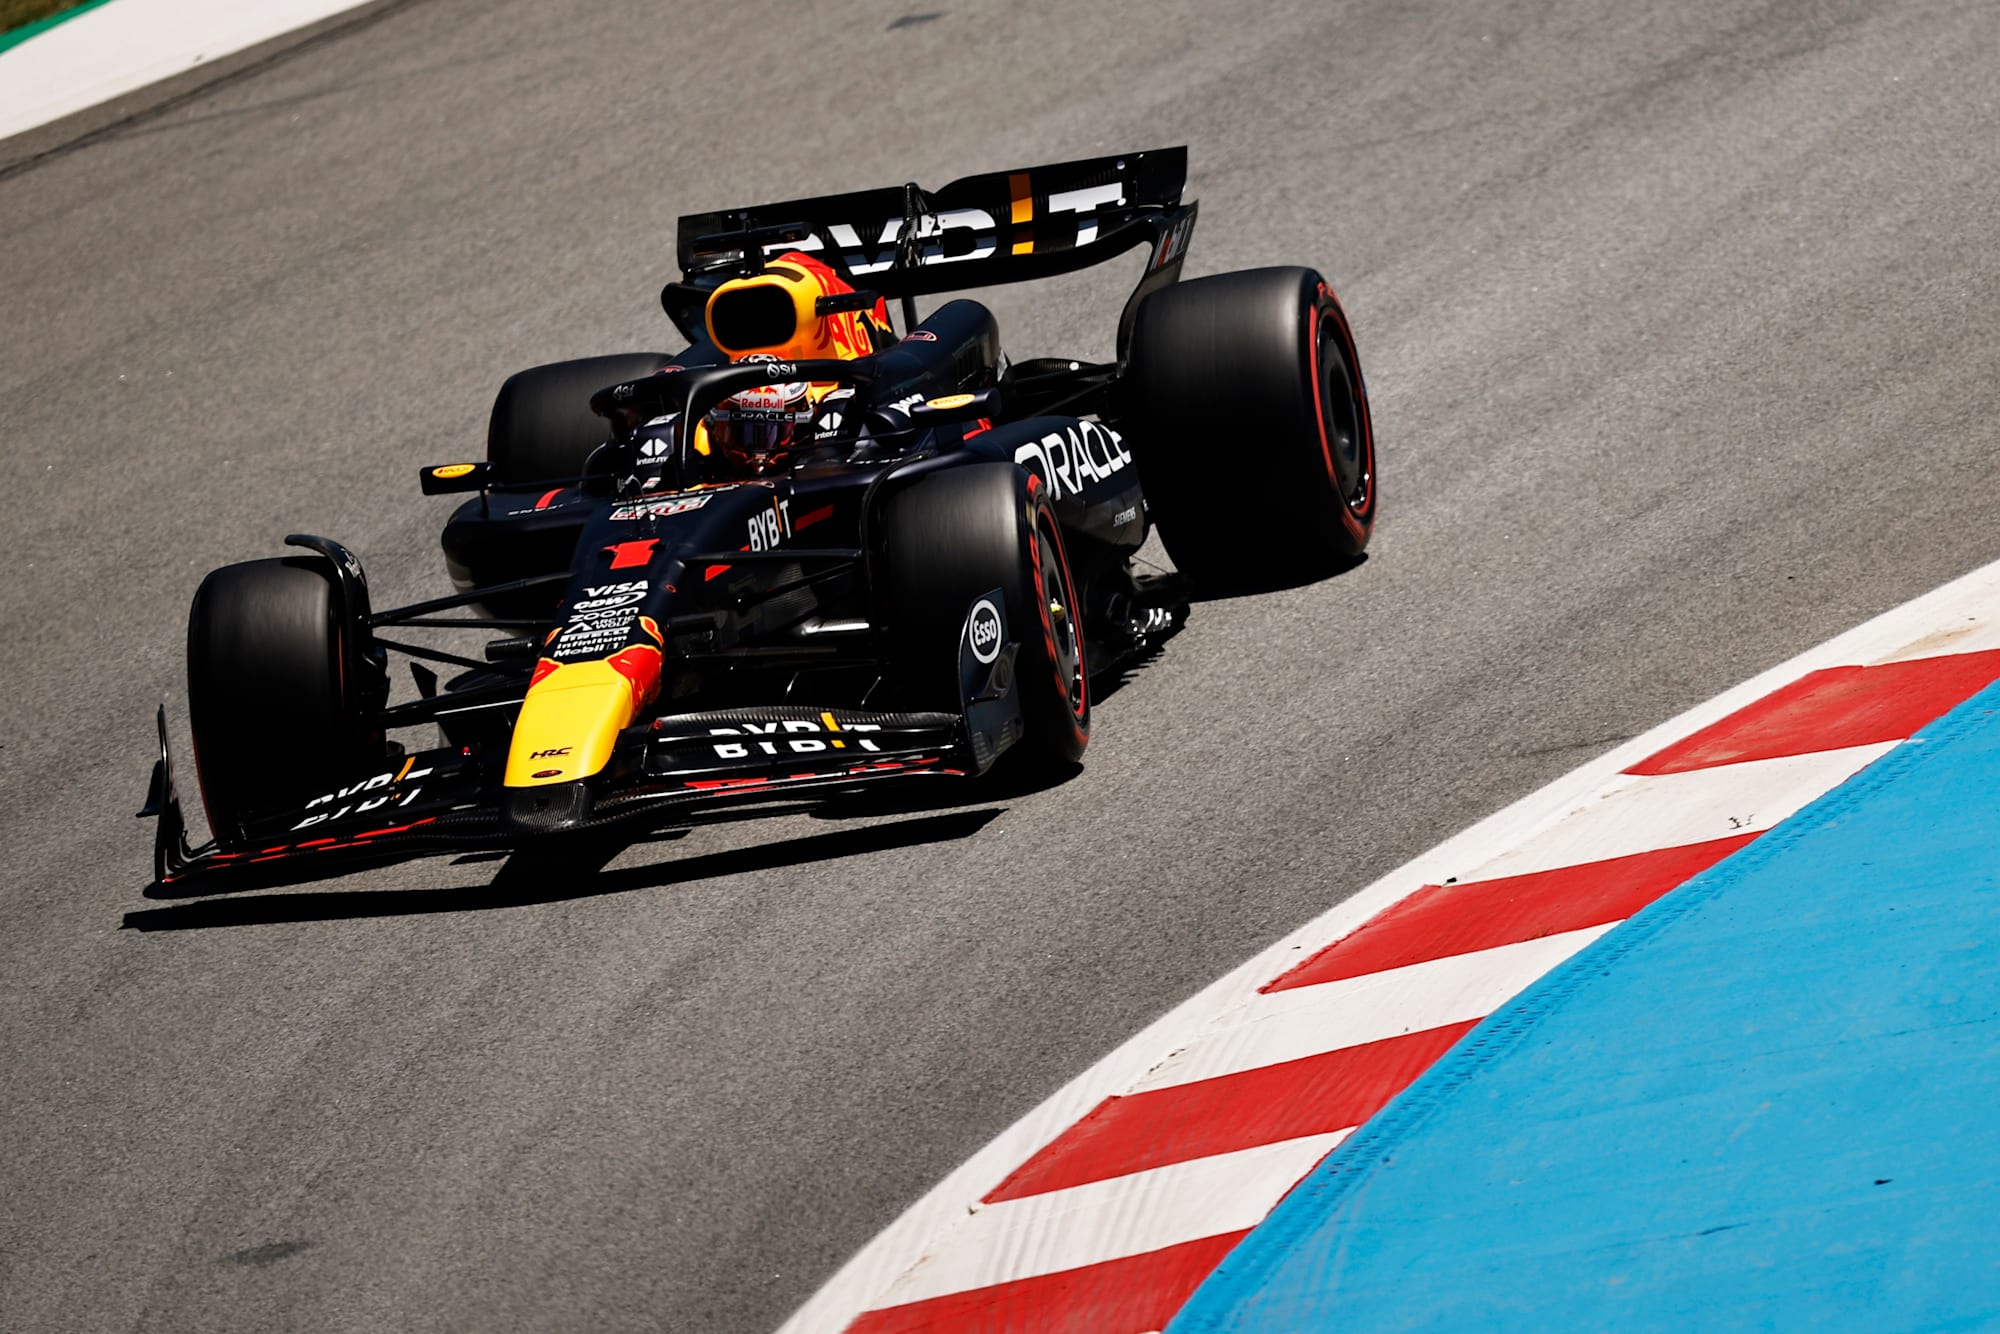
[695,252,889,474]
[703,251,891,362]
[704,362,819,474]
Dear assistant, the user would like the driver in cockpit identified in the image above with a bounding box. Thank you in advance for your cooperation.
[686,249,893,480]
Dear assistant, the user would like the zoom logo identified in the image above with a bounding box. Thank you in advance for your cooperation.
[966,597,1003,664]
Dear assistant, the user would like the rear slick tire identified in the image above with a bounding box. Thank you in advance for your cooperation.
[487,352,672,485]
[878,462,1090,769]
[1125,266,1378,585]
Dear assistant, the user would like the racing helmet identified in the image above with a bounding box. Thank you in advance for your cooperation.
[705,367,814,474]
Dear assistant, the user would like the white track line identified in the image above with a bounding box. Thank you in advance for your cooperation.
[0,0,375,144]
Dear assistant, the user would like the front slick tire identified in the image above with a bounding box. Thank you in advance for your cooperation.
[186,556,378,846]
[1126,265,1378,586]
[880,462,1090,770]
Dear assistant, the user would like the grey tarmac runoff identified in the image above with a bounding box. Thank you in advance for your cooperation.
[4,2,2000,1331]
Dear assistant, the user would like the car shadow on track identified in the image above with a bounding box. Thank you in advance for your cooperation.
[1183,551,1368,603]
[1091,641,1169,708]
[809,753,1083,819]
[1077,551,1366,705]
[120,808,1002,933]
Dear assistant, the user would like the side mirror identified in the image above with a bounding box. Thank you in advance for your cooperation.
[907,388,1002,425]
[419,461,494,494]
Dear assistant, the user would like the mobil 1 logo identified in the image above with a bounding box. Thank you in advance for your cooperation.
[555,580,646,659]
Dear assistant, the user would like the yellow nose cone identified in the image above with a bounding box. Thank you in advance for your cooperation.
[504,649,662,787]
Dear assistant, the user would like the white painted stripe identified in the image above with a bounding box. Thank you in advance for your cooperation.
[1445,742,1895,885]
[871,1132,1350,1309]
[1129,926,1617,1093]
[0,0,375,144]
[1867,612,2000,665]
[781,555,2000,1334]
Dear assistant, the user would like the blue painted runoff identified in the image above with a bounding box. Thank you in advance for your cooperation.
[1171,681,2000,1333]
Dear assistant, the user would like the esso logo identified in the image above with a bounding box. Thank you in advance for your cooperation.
[966,598,1003,664]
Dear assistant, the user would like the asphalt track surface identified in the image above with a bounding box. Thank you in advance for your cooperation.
[3,2,1998,1330]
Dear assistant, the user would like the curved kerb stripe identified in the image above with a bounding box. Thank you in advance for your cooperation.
[778,557,2000,1334]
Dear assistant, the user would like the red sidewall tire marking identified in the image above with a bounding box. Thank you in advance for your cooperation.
[1028,498,1089,743]
[1307,281,1377,547]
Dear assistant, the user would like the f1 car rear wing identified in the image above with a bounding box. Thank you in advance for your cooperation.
[664,147,1197,355]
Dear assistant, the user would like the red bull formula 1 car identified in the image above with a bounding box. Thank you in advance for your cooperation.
[140,147,1378,884]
